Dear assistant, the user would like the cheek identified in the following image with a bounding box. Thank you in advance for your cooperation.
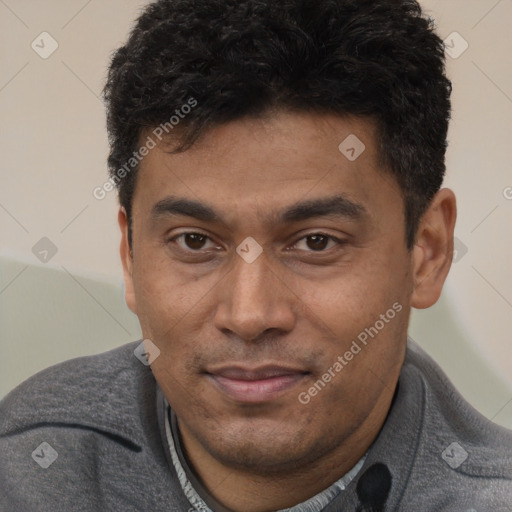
[130,255,227,395]
[131,250,210,335]
[293,251,410,390]
[300,258,407,336]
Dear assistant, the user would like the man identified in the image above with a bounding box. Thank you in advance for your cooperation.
[1,0,511,510]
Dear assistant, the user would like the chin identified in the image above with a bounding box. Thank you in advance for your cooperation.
[197,419,333,474]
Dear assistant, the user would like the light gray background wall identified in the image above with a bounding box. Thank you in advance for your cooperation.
[1,0,511,428]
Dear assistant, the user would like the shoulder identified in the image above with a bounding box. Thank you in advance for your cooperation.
[0,341,150,442]
[405,338,512,456]
[401,338,512,509]
[0,341,187,511]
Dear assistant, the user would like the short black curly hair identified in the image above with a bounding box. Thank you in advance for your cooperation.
[103,0,452,249]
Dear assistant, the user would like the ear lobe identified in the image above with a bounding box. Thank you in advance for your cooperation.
[118,207,137,314]
[410,188,457,309]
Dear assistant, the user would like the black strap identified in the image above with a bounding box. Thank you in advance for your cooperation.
[355,463,392,512]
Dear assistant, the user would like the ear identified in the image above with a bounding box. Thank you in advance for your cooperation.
[118,207,137,314]
[410,188,457,309]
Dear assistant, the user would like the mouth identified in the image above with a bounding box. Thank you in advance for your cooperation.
[206,365,310,403]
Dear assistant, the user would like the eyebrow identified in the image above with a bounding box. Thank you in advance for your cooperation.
[279,195,366,223]
[150,194,367,225]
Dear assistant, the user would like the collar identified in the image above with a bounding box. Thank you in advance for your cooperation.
[158,391,368,512]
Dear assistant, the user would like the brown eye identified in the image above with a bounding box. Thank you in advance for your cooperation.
[171,232,216,252]
[183,233,208,250]
[292,233,344,253]
[306,235,330,251]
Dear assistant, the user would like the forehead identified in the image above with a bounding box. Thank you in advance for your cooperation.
[132,112,402,225]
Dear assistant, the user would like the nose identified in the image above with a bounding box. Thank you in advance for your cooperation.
[213,250,296,342]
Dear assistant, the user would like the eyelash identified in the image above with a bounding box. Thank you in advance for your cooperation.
[167,231,347,254]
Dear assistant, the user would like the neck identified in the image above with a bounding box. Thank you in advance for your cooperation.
[177,388,395,512]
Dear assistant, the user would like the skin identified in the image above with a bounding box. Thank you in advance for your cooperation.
[119,111,456,512]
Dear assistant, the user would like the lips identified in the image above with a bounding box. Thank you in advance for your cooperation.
[207,365,309,403]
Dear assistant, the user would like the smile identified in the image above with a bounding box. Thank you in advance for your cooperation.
[207,366,309,403]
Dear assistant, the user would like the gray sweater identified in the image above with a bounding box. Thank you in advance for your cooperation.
[1,338,511,511]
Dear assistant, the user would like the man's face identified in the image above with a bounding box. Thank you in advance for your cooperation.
[123,112,415,472]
